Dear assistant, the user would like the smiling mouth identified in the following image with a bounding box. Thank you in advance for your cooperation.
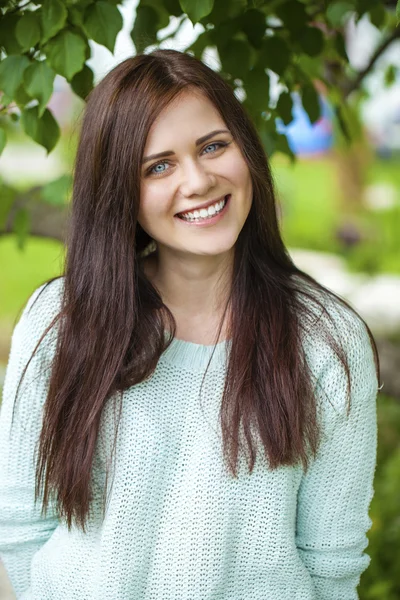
[176,195,230,222]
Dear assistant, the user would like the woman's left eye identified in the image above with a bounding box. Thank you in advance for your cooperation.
[203,142,226,154]
[147,141,227,177]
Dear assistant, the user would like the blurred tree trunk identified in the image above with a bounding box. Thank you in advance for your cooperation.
[329,96,375,245]
[332,141,373,213]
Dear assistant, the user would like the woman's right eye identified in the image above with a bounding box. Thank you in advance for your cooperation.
[148,161,170,176]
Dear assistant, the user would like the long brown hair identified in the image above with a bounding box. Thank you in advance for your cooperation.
[15,49,379,531]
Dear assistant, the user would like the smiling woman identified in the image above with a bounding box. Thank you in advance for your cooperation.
[0,49,379,600]
[138,89,253,281]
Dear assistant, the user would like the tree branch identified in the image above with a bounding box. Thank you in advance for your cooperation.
[1,188,68,242]
[6,0,32,15]
[343,26,400,98]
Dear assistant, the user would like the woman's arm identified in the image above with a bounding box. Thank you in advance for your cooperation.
[0,283,62,598]
[296,308,378,600]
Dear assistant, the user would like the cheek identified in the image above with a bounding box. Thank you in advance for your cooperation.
[226,154,252,190]
[138,186,170,226]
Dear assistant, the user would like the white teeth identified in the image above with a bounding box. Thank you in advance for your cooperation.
[208,205,216,216]
[178,196,228,222]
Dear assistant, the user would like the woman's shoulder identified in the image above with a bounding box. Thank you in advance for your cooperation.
[296,284,378,413]
[24,276,64,316]
[14,276,65,350]
[24,276,65,314]
[298,286,370,349]
[2,278,65,434]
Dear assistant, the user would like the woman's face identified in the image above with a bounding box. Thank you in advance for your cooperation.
[138,89,253,259]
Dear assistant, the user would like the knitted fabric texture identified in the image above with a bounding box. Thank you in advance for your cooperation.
[0,278,378,600]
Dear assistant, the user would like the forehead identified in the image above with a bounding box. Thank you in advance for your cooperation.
[144,90,226,149]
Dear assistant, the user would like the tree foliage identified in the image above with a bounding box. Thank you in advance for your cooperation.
[0,0,399,241]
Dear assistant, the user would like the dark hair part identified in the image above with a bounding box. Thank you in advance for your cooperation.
[15,49,379,531]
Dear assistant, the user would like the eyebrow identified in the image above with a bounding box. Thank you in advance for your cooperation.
[142,129,231,164]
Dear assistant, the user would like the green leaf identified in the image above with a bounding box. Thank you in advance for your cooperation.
[0,127,6,156]
[141,0,170,30]
[219,38,252,80]
[46,30,87,80]
[276,92,293,125]
[41,174,72,205]
[164,0,184,17]
[83,1,123,53]
[275,0,308,33]
[70,64,94,100]
[0,55,30,99]
[357,0,380,15]
[64,0,93,5]
[369,3,386,28]
[241,9,266,49]
[334,105,351,143]
[275,132,295,162]
[0,93,13,106]
[243,67,270,114]
[0,13,22,54]
[20,105,41,141]
[384,64,396,86]
[258,118,276,157]
[68,6,84,28]
[24,61,56,117]
[326,2,354,27]
[297,27,324,57]
[301,83,320,124]
[13,207,30,250]
[15,10,41,51]
[131,5,159,53]
[334,32,348,61]
[179,0,214,24]
[14,83,31,107]
[41,0,68,44]
[260,36,290,76]
[209,19,241,50]
[205,0,246,26]
[396,0,400,24]
[21,106,60,153]
[297,54,323,79]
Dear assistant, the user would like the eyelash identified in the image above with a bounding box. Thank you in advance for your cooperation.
[146,141,229,177]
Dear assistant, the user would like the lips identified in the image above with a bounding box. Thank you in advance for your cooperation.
[175,195,228,217]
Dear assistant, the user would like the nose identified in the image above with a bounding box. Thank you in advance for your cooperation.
[178,158,217,198]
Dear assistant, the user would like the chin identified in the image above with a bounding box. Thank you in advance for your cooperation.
[186,237,239,257]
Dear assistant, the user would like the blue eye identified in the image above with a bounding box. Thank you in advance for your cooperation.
[147,141,228,177]
[204,142,219,153]
[152,163,168,174]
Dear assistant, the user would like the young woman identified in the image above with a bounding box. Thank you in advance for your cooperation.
[0,49,379,599]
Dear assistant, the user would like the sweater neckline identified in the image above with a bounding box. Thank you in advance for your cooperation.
[159,336,229,371]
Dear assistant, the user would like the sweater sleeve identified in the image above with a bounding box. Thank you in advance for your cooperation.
[296,305,378,600]
[0,280,63,598]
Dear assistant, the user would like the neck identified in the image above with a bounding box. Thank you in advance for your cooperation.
[143,246,234,343]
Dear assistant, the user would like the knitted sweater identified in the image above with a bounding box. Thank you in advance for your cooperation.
[0,277,378,600]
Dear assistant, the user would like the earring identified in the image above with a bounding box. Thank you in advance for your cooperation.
[140,239,157,258]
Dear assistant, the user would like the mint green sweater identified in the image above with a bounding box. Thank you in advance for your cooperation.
[0,278,378,599]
